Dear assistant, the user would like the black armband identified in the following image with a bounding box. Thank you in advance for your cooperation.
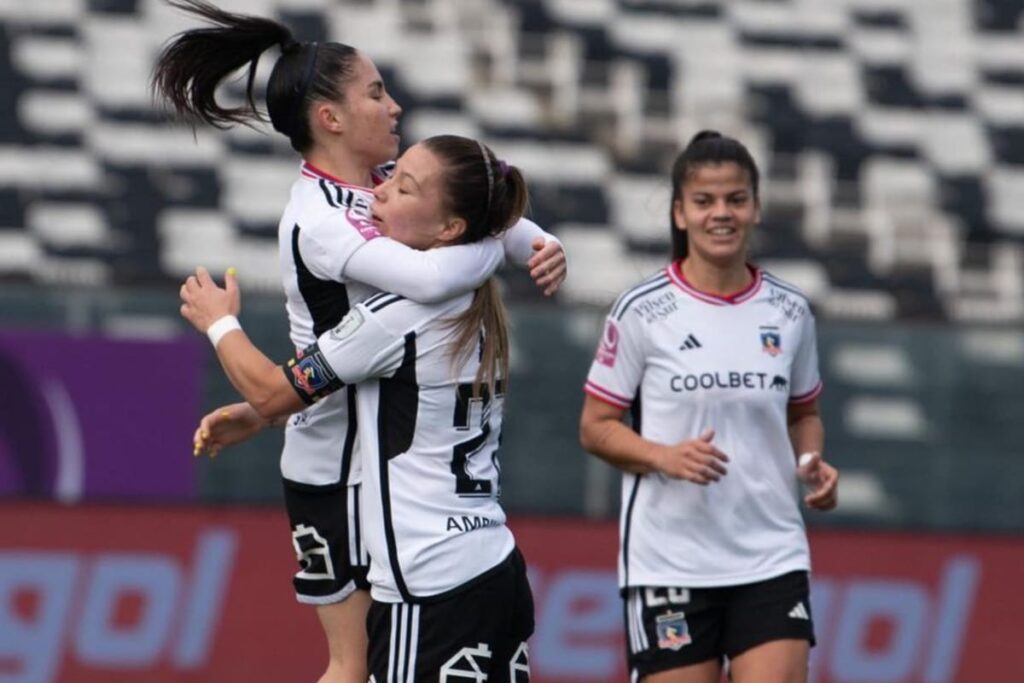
[283,343,345,405]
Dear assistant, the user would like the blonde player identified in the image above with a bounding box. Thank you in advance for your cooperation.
[153,3,563,682]
[181,135,535,681]
[580,131,838,683]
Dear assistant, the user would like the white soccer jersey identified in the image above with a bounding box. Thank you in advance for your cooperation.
[276,161,390,488]
[585,263,823,589]
[274,161,552,487]
[283,292,515,603]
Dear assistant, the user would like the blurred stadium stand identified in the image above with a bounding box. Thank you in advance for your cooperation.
[1,0,1022,531]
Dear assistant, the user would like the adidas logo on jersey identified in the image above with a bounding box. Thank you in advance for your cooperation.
[679,334,702,351]
[788,602,810,620]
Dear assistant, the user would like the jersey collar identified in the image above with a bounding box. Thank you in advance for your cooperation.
[667,261,762,306]
[300,161,381,190]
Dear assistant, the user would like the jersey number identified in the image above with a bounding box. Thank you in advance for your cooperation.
[451,381,504,497]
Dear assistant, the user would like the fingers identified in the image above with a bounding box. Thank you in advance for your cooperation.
[805,463,839,510]
[196,266,213,288]
[528,242,568,296]
[224,266,241,313]
[698,428,715,442]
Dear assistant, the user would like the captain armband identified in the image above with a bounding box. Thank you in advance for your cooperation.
[282,343,345,405]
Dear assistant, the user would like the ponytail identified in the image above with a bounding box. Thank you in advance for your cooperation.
[152,0,358,153]
[449,279,510,398]
[421,135,528,397]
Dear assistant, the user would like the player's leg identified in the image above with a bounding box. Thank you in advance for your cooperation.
[316,589,371,683]
[623,586,725,683]
[284,479,371,683]
[721,571,814,683]
[728,639,808,683]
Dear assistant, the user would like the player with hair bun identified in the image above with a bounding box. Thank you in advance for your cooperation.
[580,131,838,683]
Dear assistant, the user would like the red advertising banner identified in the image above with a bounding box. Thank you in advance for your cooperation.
[1,504,1021,682]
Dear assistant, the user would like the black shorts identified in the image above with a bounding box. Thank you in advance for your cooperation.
[625,571,815,678]
[282,478,370,604]
[367,548,535,683]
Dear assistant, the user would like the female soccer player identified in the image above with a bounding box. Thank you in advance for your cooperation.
[180,134,535,682]
[579,131,839,683]
[152,3,562,681]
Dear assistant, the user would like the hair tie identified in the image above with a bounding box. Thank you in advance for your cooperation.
[477,140,494,211]
[497,159,509,178]
[280,37,301,54]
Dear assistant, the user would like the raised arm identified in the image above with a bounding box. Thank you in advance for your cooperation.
[179,267,309,420]
[503,218,567,296]
[344,236,504,303]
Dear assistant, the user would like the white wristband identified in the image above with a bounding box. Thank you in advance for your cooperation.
[207,315,241,348]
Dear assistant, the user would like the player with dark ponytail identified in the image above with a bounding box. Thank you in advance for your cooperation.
[581,131,837,683]
[153,3,564,682]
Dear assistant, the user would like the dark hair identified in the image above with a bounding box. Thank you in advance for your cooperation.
[669,130,761,261]
[151,0,358,153]
[422,135,530,396]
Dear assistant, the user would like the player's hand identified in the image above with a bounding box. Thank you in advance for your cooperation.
[651,428,730,485]
[180,266,241,333]
[797,452,839,510]
[527,238,567,296]
[193,402,267,457]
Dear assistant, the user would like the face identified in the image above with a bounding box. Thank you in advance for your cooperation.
[371,143,465,250]
[672,162,760,267]
[331,52,402,166]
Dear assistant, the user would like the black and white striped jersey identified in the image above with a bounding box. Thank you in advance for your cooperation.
[283,291,515,603]
[585,263,822,589]
[276,160,555,488]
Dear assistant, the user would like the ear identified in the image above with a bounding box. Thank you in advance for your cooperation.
[752,197,762,226]
[438,216,467,244]
[312,101,345,135]
[672,198,687,232]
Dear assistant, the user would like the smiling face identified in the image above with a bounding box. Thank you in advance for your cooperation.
[330,51,402,168]
[672,162,760,268]
[371,142,466,250]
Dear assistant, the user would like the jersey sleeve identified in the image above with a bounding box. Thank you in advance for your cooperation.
[297,212,382,282]
[343,238,504,304]
[500,217,561,267]
[282,302,408,405]
[584,304,646,410]
[789,308,823,403]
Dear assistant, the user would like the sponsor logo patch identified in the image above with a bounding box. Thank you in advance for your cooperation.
[330,308,365,341]
[656,611,692,651]
[596,319,620,367]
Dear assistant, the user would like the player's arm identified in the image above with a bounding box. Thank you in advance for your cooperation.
[788,399,838,510]
[502,218,567,296]
[787,308,837,510]
[580,396,728,485]
[179,267,314,420]
[344,218,566,301]
[192,402,287,457]
[344,236,504,303]
[579,396,656,474]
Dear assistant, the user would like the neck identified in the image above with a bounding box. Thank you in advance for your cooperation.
[680,256,752,296]
[304,146,374,188]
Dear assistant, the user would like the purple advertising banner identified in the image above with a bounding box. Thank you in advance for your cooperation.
[0,330,202,500]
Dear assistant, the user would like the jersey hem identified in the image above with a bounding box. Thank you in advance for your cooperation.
[790,381,824,404]
[584,380,632,408]
[370,547,516,605]
[620,560,811,590]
